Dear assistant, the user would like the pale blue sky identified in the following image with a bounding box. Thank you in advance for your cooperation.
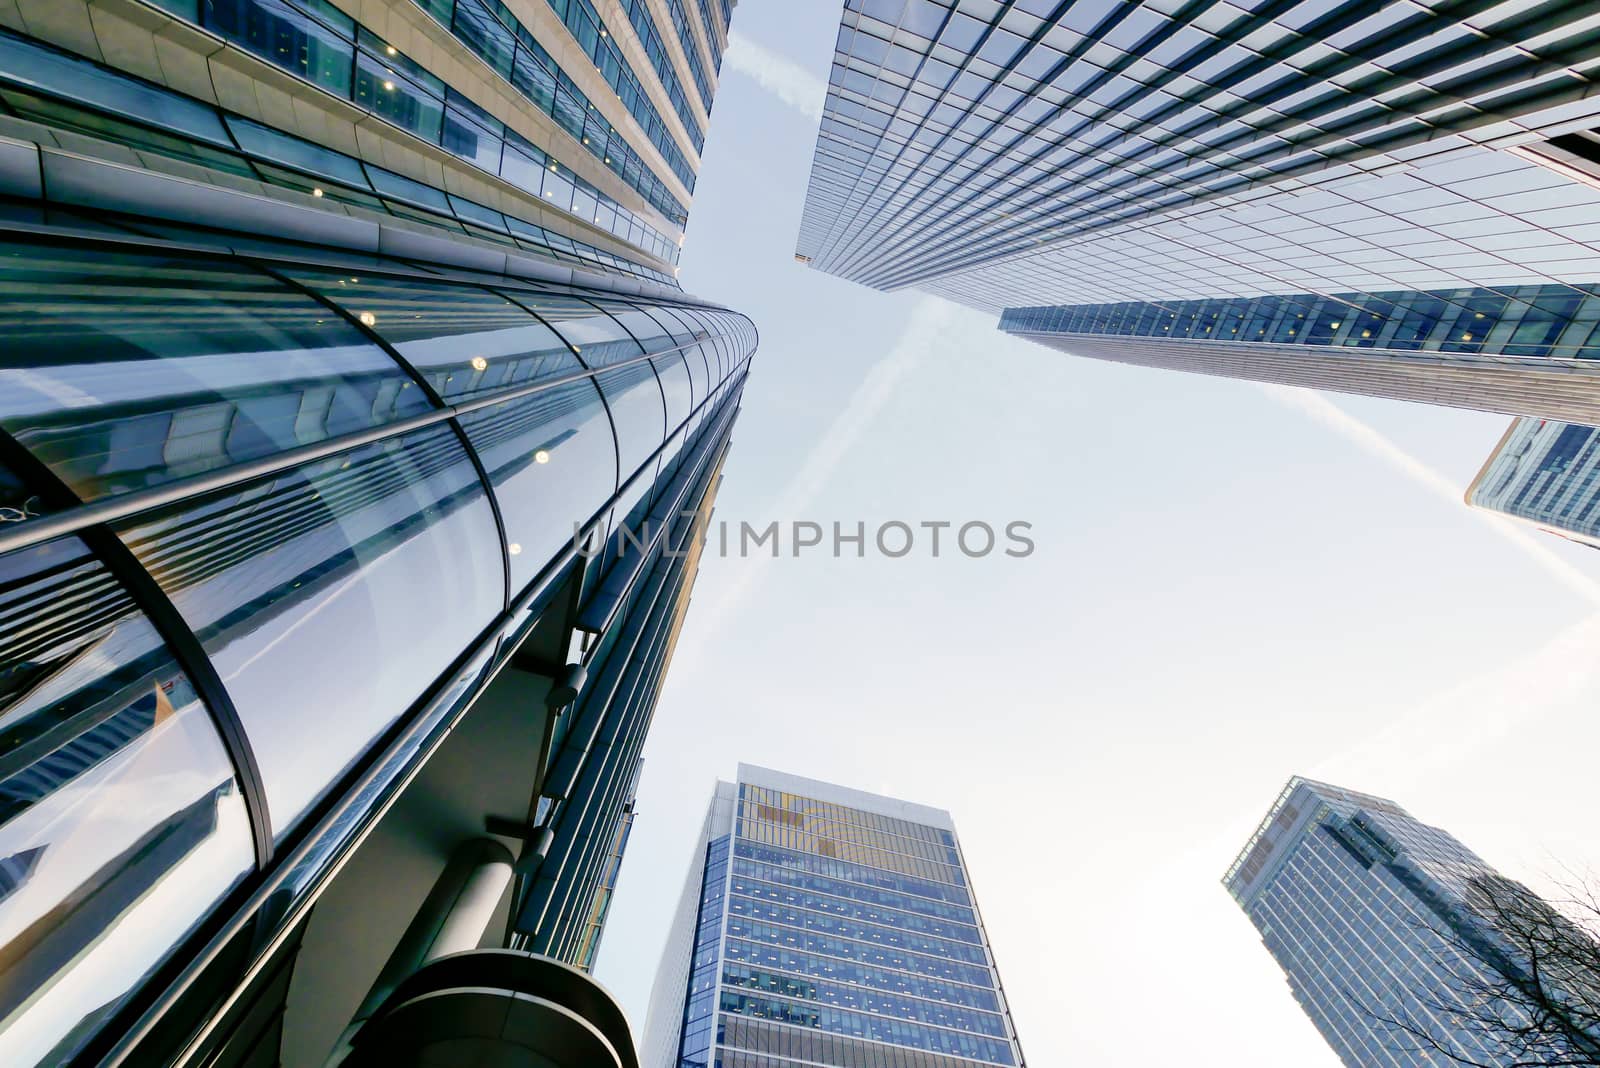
[596,5,1600,1065]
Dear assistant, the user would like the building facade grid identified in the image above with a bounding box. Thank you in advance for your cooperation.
[647,767,1026,1068]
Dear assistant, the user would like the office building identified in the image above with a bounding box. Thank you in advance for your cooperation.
[0,0,746,1065]
[1225,777,1596,1067]
[796,0,1600,423]
[644,764,1028,1068]
[1468,418,1600,549]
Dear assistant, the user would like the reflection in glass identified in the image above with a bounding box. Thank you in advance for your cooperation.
[0,538,252,1067]
[0,243,430,502]
[523,297,645,367]
[459,379,618,589]
[1000,283,1600,360]
[116,425,503,839]
[205,0,355,97]
[594,362,665,480]
[283,271,584,400]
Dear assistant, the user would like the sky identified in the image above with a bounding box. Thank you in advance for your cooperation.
[594,4,1600,1065]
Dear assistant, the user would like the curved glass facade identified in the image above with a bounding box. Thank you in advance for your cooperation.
[148,0,690,243]
[0,30,676,284]
[0,230,756,1066]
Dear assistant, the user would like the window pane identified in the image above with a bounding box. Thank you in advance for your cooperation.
[460,379,618,588]
[0,243,431,503]
[530,299,644,366]
[205,0,355,97]
[441,103,503,173]
[594,361,664,477]
[653,351,693,427]
[0,537,253,1066]
[225,115,370,187]
[116,425,503,839]
[0,30,230,145]
[353,51,444,141]
[282,272,585,401]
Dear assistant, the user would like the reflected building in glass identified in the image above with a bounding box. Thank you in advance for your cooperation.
[643,765,1028,1068]
[0,0,744,1064]
[1468,418,1600,549]
[1226,777,1588,1068]
[796,0,1600,424]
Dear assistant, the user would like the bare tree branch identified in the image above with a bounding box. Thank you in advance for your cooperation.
[1356,870,1600,1067]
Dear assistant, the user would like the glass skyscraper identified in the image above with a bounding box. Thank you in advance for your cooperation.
[0,0,746,1065]
[1468,418,1600,549]
[1225,777,1589,1068]
[644,765,1028,1068]
[796,0,1600,423]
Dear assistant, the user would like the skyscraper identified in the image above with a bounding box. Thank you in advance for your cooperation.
[1468,418,1600,549]
[1225,777,1596,1067]
[796,0,1600,423]
[644,765,1028,1068]
[0,0,746,1065]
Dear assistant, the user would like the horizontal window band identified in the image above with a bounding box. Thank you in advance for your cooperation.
[0,335,735,559]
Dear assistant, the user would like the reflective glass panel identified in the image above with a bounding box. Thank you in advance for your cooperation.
[526,298,645,366]
[0,243,430,502]
[0,537,252,1066]
[594,361,665,478]
[282,272,584,401]
[459,379,618,589]
[116,425,502,839]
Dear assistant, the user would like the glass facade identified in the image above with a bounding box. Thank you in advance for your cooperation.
[0,0,748,1057]
[798,0,1600,296]
[145,0,690,247]
[0,30,678,283]
[1468,418,1600,550]
[0,226,756,1066]
[795,1,1600,424]
[1225,778,1578,1068]
[645,767,1027,1068]
[996,284,1600,426]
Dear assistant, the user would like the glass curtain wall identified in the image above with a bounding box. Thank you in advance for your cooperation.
[0,231,755,1066]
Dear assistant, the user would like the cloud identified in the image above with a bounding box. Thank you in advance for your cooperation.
[724,31,827,122]
[1256,383,1600,607]
[683,297,958,649]
[1322,609,1600,785]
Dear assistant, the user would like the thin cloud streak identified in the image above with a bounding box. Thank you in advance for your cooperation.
[1256,383,1600,607]
[681,297,958,659]
[1323,609,1600,786]
[724,31,827,122]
